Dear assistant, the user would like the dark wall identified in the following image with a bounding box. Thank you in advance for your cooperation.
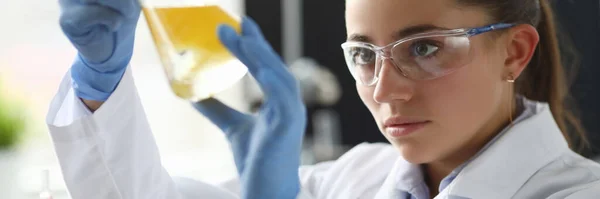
[245,0,282,55]
[552,0,600,157]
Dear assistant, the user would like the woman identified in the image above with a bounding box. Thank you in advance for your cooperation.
[49,0,600,198]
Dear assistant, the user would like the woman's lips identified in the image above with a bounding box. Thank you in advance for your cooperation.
[384,117,430,138]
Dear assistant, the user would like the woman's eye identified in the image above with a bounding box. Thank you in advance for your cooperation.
[352,48,376,65]
[411,42,439,57]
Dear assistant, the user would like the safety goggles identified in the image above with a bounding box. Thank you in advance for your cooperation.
[341,23,515,86]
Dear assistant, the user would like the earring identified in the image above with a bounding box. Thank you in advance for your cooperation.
[506,73,515,124]
[506,74,515,83]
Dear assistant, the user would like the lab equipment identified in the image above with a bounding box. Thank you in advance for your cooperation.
[192,18,306,198]
[59,0,140,101]
[245,58,342,108]
[141,0,248,101]
[246,58,345,163]
[288,58,342,106]
[39,169,53,199]
[341,23,514,85]
[312,109,346,162]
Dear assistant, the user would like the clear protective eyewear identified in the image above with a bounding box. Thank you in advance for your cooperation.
[341,23,515,86]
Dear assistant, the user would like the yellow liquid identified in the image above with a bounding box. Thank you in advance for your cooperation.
[143,5,248,101]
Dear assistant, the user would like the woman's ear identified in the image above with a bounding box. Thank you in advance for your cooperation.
[503,24,540,79]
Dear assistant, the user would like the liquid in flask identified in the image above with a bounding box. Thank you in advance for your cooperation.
[143,5,248,101]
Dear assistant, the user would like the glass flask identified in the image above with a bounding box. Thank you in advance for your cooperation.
[140,0,248,101]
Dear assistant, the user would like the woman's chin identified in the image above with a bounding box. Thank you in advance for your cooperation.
[391,141,436,164]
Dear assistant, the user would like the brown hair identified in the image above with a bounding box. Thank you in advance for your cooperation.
[457,0,588,152]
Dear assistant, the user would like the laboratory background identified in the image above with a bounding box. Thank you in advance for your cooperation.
[0,0,599,198]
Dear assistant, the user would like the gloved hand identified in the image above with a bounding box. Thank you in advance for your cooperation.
[59,0,141,101]
[193,17,307,199]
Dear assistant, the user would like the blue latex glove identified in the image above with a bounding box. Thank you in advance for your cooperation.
[59,0,141,101]
[193,17,307,199]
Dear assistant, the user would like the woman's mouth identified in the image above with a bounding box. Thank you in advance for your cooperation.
[383,117,430,138]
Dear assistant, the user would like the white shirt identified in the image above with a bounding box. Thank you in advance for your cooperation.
[47,68,600,199]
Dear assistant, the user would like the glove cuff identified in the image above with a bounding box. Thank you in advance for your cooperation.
[71,55,128,101]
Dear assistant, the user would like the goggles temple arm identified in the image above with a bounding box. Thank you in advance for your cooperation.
[467,23,516,36]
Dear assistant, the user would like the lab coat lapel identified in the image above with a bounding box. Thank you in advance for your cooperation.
[373,159,406,199]
[374,158,424,199]
[437,104,570,199]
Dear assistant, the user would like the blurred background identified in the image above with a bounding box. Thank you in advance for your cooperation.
[0,0,598,198]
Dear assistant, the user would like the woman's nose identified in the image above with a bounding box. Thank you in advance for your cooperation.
[372,58,414,104]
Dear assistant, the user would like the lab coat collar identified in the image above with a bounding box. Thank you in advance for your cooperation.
[437,102,570,198]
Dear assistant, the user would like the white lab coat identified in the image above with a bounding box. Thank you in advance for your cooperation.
[47,68,600,199]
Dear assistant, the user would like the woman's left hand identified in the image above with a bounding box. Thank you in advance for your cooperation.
[193,17,307,199]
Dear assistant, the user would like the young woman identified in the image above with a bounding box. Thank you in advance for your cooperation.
[49,0,600,198]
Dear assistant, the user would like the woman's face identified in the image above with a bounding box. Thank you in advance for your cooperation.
[346,0,512,164]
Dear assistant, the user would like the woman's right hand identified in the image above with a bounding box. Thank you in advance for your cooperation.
[59,0,141,102]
